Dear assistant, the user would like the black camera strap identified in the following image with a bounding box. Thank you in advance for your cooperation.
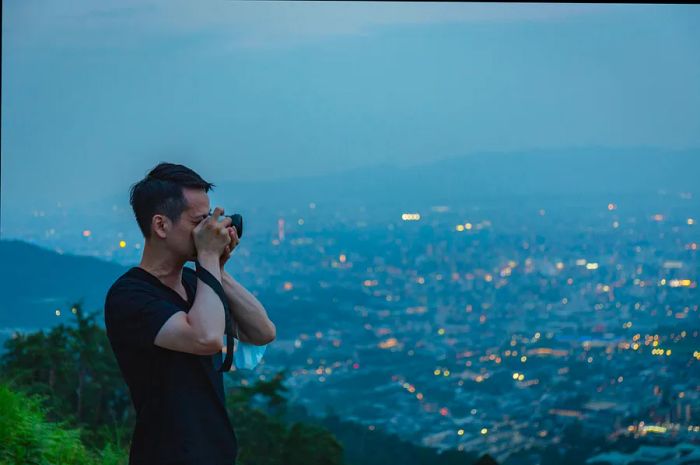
[194,260,234,372]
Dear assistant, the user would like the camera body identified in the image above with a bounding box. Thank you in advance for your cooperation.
[225,213,244,238]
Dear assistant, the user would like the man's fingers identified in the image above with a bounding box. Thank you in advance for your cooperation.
[222,227,239,252]
[211,206,223,222]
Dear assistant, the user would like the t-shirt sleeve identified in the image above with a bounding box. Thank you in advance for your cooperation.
[105,282,182,350]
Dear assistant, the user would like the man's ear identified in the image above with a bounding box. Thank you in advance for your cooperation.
[152,214,169,240]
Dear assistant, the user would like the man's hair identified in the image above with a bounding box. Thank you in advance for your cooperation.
[129,162,215,240]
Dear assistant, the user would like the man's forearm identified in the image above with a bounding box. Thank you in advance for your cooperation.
[221,270,275,345]
[188,254,226,344]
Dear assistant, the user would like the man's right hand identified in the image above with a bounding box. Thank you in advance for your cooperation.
[193,206,233,258]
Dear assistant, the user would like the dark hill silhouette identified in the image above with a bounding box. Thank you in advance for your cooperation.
[0,239,129,332]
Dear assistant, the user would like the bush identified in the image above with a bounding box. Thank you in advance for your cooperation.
[0,383,128,465]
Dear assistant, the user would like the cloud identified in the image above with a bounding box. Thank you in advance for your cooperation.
[6,1,621,50]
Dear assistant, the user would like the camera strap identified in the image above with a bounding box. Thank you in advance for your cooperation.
[194,260,234,372]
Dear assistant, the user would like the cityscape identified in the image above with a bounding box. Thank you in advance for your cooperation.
[3,2,700,463]
[2,188,698,464]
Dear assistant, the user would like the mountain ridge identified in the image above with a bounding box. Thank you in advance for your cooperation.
[24,146,698,212]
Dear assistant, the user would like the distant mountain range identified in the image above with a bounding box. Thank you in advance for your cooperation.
[0,239,130,333]
[219,146,700,208]
[66,146,700,212]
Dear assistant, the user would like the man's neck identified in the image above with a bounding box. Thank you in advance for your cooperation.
[138,243,186,289]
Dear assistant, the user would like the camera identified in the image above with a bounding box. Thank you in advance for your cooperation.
[225,213,244,239]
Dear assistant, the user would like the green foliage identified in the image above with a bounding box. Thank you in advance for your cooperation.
[226,370,344,465]
[0,382,127,465]
[282,422,344,465]
[0,301,135,451]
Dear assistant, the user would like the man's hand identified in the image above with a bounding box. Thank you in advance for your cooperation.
[194,207,232,259]
[220,226,240,270]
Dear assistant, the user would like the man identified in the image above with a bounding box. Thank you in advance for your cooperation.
[104,162,276,465]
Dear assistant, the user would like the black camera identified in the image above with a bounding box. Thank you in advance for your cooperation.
[225,213,243,239]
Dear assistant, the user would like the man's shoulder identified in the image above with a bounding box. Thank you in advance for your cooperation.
[105,265,196,304]
[104,269,162,321]
[106,268,146,299]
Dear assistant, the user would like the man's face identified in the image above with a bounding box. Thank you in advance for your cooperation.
[174,187,211,261]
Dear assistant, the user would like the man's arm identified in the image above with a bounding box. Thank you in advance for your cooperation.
[221,270,275,345]
[154,254,226,355]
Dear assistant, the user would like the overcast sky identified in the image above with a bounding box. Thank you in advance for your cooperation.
[2,1,699,211]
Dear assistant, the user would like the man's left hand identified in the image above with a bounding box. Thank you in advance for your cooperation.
[220,226,240,270]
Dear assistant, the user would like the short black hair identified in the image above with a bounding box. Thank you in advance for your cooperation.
[129,162,215,240]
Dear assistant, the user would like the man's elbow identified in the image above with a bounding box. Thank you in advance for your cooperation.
[251,321,277,346]
[258,321,276,345]
[200,335,225,355]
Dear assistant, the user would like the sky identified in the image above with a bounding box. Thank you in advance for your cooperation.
[2,1,700,211]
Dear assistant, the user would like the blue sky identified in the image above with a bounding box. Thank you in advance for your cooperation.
[2,2,699,210]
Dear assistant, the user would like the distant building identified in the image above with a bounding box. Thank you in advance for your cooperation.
[586,442,700,465]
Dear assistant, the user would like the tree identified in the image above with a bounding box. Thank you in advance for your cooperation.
[0,301,134,450]
[226,369,344,465]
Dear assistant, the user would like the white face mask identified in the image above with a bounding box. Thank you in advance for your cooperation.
[234,324,267,370]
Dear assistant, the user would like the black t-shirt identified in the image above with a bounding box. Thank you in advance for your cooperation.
[104,266,237,465]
